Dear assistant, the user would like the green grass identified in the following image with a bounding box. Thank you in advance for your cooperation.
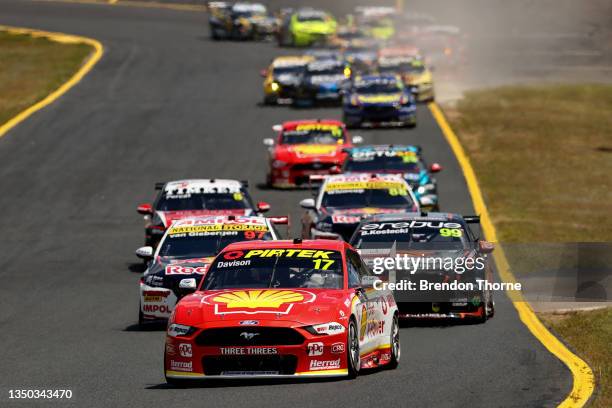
[445,84,612,243]
[0,31,91,125]
[540,308,611,407]
[445,85,612,406]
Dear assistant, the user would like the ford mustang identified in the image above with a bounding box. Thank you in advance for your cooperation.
[300,173,419,241]
[342,145,442,210]
[163,239,399,383]
[350,212,495,322]
[263,120,363,188]
[136,179,270,248]
[135,215,284,325]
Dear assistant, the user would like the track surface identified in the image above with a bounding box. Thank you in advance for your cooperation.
[0,2,571,407]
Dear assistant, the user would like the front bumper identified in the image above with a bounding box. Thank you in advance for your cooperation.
[140,283,177,321]
[269,163,339,188]
[164,324,349,379]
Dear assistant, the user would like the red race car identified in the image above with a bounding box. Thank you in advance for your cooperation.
[164,239,399,383]
[263,119,363,188]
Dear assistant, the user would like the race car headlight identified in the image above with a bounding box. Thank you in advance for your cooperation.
[315,221,333,232]
[272,160,287,169]
[303,322,346,336]
[167,324,197,338]
[270,82,280,92]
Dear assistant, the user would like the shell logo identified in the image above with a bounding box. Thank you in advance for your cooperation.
[213,290,304,309]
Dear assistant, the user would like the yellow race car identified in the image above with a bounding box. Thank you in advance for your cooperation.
[261,55,313,104]
[377,47,435,102]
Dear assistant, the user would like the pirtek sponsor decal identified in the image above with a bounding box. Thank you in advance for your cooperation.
[220,347,278,355]
[310,359,341,371]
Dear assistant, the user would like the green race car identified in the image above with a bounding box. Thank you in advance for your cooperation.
[278,8,337,47]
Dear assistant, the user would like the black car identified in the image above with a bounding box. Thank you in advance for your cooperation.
[293,59,348,106]
[208,2,277,41]
[350,212,496,322]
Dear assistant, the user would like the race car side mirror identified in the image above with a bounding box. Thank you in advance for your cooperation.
[299,198,316,209]
[429,163,442,173]
[263,138,275,147]
[179,278,197,291]
[260,68,268,77]
[257,201,271,213]
[135,246,154,260]
[272,124,283,132]
[352,135,364,144]
[137,203,153,215]
[479,240,495,254]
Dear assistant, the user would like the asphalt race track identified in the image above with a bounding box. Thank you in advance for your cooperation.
[0,1,571,407]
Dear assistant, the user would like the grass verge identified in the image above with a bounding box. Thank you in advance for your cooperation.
[0,31,91,126]
[540,308,611,407]
[444,84,612,406]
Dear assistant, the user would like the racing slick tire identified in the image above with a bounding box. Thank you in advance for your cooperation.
[347,318,361,378]
[387,314,400,369]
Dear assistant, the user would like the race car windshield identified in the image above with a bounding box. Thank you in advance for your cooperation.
[297,14,326,22]
[355,81,401,94]
[159,230,274,259]
[321,188,414,209]
[345,155,422,173]
[202,249,343,289]
[272,66,304,76]
[281,129,343,145]
[353,225,467,250]
[307,67,344,76]
[156,192,251,211]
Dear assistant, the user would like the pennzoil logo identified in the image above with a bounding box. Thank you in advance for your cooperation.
[202,289,316,315]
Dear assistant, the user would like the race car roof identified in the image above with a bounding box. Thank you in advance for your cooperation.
[307,59,344,71]
[272,56,313,67]
[360,212,470,224]
[232,3,266,13]
[323,173,406,184]
[167,215,270,233]
[281,119,344,130]
[346,144,421,155]
[221,238,349,252]
[163,179,243,194]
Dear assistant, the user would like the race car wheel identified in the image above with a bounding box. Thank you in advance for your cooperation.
[347,318,360,378]
[388,314,400,369]
[138,303,145,327]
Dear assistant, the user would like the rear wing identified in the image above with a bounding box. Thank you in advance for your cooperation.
[267,215,290,239]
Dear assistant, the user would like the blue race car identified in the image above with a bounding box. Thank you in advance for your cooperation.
[342,74,416,128]
[293,59,348,106]
[342,144,442,210]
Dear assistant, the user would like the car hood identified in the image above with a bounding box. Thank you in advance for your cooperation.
[157,209,251,227]
[176,288,350,326]
[275,144,344,162]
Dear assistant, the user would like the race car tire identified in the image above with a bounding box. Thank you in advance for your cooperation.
[138,303,145,327]
[387,314,400,369]
[347,318,360,378]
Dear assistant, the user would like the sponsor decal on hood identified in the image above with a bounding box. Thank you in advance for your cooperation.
[201,289,317,315]
[291,145,339,158]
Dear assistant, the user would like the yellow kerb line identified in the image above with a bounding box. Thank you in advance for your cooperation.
[428,102,595,407]
[0,25,104,140]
